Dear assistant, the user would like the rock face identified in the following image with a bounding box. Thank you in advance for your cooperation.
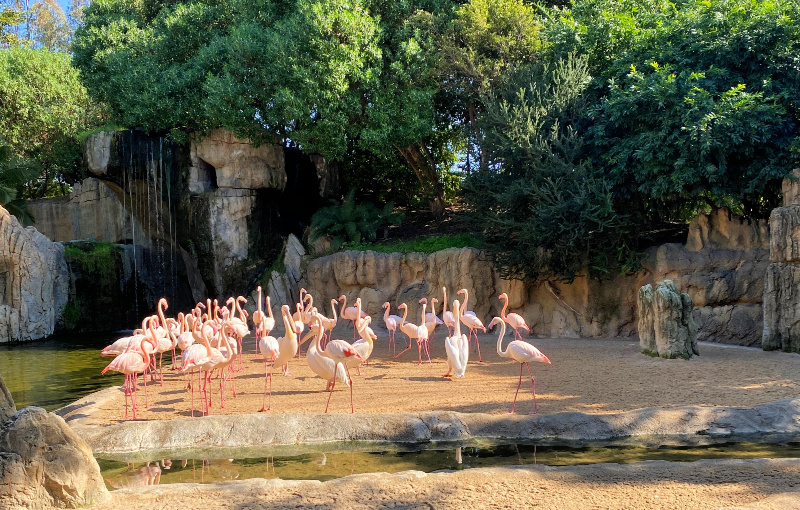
[0,377,109,509]
[27,177,148,246]
[638,281,698,358]
[0,207,69,343]
[191,129,286,191]
[763,174,800,352]
[304,208,765,344]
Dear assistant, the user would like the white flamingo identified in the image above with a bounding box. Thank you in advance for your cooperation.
[444,299,469,378]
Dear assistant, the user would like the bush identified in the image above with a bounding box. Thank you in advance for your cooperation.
[309,190,405,251]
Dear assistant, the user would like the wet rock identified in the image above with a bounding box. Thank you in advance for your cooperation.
[637,280,698,358]
[0,206,69,342]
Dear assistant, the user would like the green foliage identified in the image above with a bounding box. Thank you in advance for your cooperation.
[0,139,39,225]
[64,241,123,285]
[0,46,101,198]
[62,299,82,330]
[310,190,405,250]
[348,233,482,254]
[0,7,23,46]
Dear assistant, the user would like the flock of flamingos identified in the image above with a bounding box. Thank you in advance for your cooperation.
[100,286,552,420]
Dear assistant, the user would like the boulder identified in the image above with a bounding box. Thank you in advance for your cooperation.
[84,130,114,176]
[693,304,762,347]
[0,376,109,509]
[637,280,698,359]
[191,129,286,190]
[0,207,69,342]
[781,168,800,206]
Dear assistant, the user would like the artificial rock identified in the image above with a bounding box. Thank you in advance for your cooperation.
[0,207,68,342]
[637,280,698,359]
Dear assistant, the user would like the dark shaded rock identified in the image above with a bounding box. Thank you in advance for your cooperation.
[0,375,15,423]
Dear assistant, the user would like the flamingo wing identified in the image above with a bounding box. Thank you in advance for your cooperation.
[509,341,551,364]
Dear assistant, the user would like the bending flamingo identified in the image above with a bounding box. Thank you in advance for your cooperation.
[499,292,530,340]
[318,329,363,413]
[457,288,487,362]
[101,333,151,420]
[490,316,551,414]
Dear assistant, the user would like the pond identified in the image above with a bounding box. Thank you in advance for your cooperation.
[97,440,800,489]
[0,332,141,411]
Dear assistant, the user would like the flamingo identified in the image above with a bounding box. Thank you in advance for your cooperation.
[213,319,237,408]
[442,287,456,335]
[458,288,487,362]
[415,299,432,365]
[101,334,151,420]
[317,299,339,346]
[317,329,364,413]
[256,319,280,412]
[491,316,551,414]
[274,305,299,376]
[383,302,402,357]
[305,313,350,392]
[443,299,469,378]
[180,319,223,416]
[348,314,376,375]
[339,295,368,340]
[499,292,530,341]
[179,319,210,416]
[393,302,419,358]
[421,297,443,355]
[262,296,276,341]
[252,286,266,336]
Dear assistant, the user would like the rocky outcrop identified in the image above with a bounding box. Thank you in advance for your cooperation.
[0,377,109,509]
[685,207,768,252]
[638,281,698,358]
[762,172,800,353]
[190,129,285,191]
[27,177,148,246]
[0,207,69,343]
[0,375,15,423]
[85,130,115,176]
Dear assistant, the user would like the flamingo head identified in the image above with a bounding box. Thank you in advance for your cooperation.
[457,288,467,296]
[257,285,262,293]
[338,294,346,302]
[499,292,508,300]
[226,297,234,306]
[489,317,504,329]
[383,301,390,309]
[398,303,408,311]
[419,298,427,304]
[159,298,168,310]
[536,350,552,365]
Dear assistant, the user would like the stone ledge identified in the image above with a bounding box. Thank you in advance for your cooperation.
[61,391,800,455]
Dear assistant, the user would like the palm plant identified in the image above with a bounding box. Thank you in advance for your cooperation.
[310,190,404,250]
[0,140,40,225]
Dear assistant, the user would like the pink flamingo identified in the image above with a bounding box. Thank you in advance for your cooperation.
[318,330,364,413]
[274,305,299,376]
[256,322,280,412]
[490,316,551,414]
[421,297,443,355]
[441,287,457,335]
[339,295,368,340]
[252,286,266,339]
[101,333,151,420]
[382,302,402,357]
[393,302,419,358]
[306,313,350,392]
[415,299,432,365]
[457,288,487,362]
[317,299,339,347]
[499,292,530,341]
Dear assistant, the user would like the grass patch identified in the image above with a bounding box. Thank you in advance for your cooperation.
[347,233,482,254]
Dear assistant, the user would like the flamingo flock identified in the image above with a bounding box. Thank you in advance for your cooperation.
[100,286,551,418]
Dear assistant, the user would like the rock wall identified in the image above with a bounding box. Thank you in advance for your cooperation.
[28,177,149,246]
[304,208,767,344]
[763,171,800,352]
[0,207,68,343]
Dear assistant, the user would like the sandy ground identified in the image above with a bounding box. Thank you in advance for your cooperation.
[87,326,800,423]
[91,458,800,510]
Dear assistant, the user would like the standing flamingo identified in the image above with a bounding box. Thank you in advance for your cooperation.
[349,315,376,374]
[491,316,551,414]
[457,288,487,362]
[252,286,266,340]
[339,295,368,340]
[499,292,530,341]
[443,299,469,378]
[257,319,280,412]
[393,302,419,358]
[274,305,299,376]
[305,313,350,392]
[318,331,363,413]
[441,287,456,335]
[101,334,151,420]
[317,299,339,346]
[383,302,402,357]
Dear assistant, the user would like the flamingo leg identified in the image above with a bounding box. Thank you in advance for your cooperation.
[171,348,178,370]
[158,352,164,385]
[324,373,336,413]
[474,330,483,362]
[347,367,354,414]
[142,363,150,409]
[393,335,414,359]
[423,339,432,365]
[259,360,272,412]
[131,374,139,419]
[123,374,130,420]
[509,363,524,414]
[189,369,195,417]
[526,363,538,414]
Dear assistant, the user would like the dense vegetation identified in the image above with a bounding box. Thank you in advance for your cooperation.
[4,0,799,283]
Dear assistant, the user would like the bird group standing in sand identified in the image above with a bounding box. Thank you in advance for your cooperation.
[100,286,551,419]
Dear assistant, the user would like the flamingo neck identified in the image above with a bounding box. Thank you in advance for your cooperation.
[331,300,338,321]
[496,320,509,357]
[266,297,274,319]
[383,304,390,322]
[442,288,448,312]
[400,305,408,326]
[453,301,462,337]
[500,294,509,320]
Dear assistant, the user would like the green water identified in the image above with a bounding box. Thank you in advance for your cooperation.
[0,333,127,411]
[96,441,800,489]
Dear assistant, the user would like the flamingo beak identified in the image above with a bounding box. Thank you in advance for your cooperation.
[542,354,551,365]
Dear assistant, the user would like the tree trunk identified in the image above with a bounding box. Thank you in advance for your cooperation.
[394,143,446,218]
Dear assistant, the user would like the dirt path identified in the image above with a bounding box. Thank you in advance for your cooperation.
[92,458,800,510]
[84,330,800,424]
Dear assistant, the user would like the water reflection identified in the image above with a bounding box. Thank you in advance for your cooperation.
[97,441,800,490]
[0,332,126,411]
